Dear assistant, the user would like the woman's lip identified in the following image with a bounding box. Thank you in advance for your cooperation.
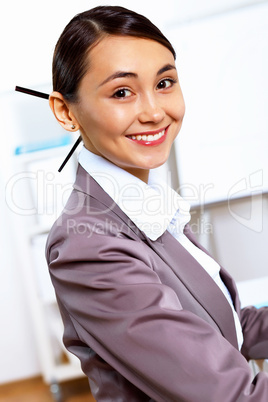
[127,125,169,146]
[128,126,168,137]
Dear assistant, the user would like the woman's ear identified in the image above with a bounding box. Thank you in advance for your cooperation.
[49,91,80,132]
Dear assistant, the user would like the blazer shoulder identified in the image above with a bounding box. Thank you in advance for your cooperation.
[46,165,145,260]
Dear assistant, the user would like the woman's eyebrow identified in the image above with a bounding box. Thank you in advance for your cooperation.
[98,63,176,87]
[99,72,137,87]
[157,63,176,76]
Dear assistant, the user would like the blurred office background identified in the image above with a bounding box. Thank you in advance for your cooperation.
[0,0,267,399]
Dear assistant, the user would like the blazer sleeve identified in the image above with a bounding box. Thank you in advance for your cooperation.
[46,212,268,402]
[240,305,268,360]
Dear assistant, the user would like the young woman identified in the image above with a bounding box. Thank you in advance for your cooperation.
[46,6,268,401]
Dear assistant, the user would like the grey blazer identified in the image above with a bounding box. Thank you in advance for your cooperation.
[46,164,268,401]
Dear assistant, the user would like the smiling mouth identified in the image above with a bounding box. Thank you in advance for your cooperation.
[127,126,168,145]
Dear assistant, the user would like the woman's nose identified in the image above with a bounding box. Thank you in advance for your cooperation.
[137,94,165,124]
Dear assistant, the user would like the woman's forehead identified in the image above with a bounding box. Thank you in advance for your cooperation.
[91,35,173,58]
[86,35,175,80]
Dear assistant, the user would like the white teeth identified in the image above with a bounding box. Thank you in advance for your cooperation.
[129,129,165,142]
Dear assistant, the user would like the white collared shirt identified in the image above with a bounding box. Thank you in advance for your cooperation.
[78,146,243,349]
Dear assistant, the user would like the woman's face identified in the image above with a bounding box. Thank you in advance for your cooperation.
[71,35,185,182]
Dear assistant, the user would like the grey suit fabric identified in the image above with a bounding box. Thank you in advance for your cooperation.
[46,164,268,401]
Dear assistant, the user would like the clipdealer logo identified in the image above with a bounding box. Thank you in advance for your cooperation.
[5,170,73,217]
[227,170,264,232]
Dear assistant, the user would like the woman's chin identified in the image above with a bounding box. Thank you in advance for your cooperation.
[143,154,170,170]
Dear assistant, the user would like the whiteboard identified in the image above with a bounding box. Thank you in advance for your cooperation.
[167,3,268,205]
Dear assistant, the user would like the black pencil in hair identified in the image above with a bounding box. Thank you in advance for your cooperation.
[15,86,49,100]
[58,136,82,172]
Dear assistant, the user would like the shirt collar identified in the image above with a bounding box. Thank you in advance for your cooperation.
[78,146,190,241]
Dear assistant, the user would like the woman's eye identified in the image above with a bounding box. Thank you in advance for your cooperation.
[157,79,176,90]
[113,88,132,98]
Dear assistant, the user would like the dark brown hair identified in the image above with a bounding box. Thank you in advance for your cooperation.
[52,6,176,103]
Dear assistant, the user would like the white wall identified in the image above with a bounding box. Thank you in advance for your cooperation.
[190,195,268,282]
[1,0,267,384]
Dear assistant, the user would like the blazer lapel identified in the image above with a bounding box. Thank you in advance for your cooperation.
[184,224,241,314]
[74,165,239,349]
[73,165,146,239]
[144,229,239,349]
